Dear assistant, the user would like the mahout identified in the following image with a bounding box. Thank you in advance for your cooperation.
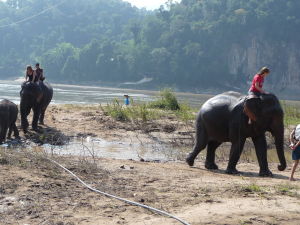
[186,91,286,177]
[0,99,19,144]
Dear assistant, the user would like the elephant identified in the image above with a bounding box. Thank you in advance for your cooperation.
[20,81,53,132]
[186,91,286,177]
[0,99,19,144]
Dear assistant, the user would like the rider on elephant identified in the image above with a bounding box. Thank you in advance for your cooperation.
[247,67,270,124]
[248,67,270,97]
[35,63,45,82]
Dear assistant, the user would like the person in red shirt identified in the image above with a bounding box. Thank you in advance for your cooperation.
[248,67,270,97]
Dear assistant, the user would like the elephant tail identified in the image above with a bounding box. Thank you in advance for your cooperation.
[195,117,208,149]
[186,117,208,166]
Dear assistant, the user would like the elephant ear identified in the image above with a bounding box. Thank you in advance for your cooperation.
[243,97,261,122]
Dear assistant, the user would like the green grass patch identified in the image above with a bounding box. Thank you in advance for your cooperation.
[175,103,196,122]
[242,184,263,193]
[103,89,196,123]
[103,99,130,121]
[102,99,162,122]
[276,183,300,198]
[282,101,300,126]
[148,88,180,110]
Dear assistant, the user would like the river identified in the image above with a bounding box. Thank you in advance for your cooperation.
[0,79,211,107]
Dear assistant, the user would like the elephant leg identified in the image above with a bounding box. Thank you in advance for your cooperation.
[226,138,246,174]
[205,141,221,170]
[252,135,272,177]
[0,127,5,144]
[12,123,19,138]
[7,125,12,139]
[39,107,46,125]
[186,120,208,166]
[32,106,41,131]
[0,124,8,144]
[20,104,31,133]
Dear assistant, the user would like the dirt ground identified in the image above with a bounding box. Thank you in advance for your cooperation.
[0,105,300,225]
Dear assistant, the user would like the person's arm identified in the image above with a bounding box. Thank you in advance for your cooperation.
[293,140,300,150]
[25,72,28,81]
[32,71,36,83]
[290,129,295,143]
[254,82,264,93]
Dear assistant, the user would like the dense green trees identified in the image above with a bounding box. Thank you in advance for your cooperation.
[1,0,300,92]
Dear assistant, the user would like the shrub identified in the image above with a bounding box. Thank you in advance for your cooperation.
[104,99,129,121]
[149,88,180,110]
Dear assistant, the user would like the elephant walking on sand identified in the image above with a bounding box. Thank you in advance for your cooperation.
[0,99,19,144]
[186,91,286,177]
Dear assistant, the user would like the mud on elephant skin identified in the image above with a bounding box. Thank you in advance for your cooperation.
[186,91,286,177]
[0,99,19,144]
[20,81,53,133]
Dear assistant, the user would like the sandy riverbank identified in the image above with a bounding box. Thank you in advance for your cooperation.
[0,105,299,225]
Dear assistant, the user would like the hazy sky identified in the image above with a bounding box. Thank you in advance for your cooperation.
[124,0,180,10]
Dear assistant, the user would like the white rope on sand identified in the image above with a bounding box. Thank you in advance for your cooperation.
[47,158,191,225]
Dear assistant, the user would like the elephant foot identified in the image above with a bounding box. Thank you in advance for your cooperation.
[226,168,241,175]
[186,156,195,167]
[205,162,218,170]
[32,127,40,133]
[259,169,273,177]
[39,121,44,125]
[278,164,286,171]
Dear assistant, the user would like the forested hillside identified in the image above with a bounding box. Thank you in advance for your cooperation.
[1,0,300,94]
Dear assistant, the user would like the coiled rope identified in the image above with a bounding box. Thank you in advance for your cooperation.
[48,158,191,225]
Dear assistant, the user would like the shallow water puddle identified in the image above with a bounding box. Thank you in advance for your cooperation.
[0,137,292,163]
[41,137,186,161]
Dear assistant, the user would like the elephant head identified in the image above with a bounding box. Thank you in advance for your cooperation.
[244,94,286,171]
[20,82,43,132]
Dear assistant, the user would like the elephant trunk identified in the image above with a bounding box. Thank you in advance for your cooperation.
[272,120,286,171]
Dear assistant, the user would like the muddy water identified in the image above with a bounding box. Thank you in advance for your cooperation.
[43,137,187,162]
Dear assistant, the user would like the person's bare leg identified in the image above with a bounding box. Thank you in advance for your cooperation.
[290,160,299,181]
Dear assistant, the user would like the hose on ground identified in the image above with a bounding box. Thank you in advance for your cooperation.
[47,158,191,225]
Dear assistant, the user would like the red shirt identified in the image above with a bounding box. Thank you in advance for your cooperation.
[249,74,264,92]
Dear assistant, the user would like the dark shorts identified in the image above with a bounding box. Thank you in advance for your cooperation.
[292,145,300,160]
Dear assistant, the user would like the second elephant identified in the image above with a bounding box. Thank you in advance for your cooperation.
[0,99,19,144]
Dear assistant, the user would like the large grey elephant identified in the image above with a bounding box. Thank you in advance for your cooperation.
[20,81,53,132]
[186,91,286,177]
[0,99,19,144]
